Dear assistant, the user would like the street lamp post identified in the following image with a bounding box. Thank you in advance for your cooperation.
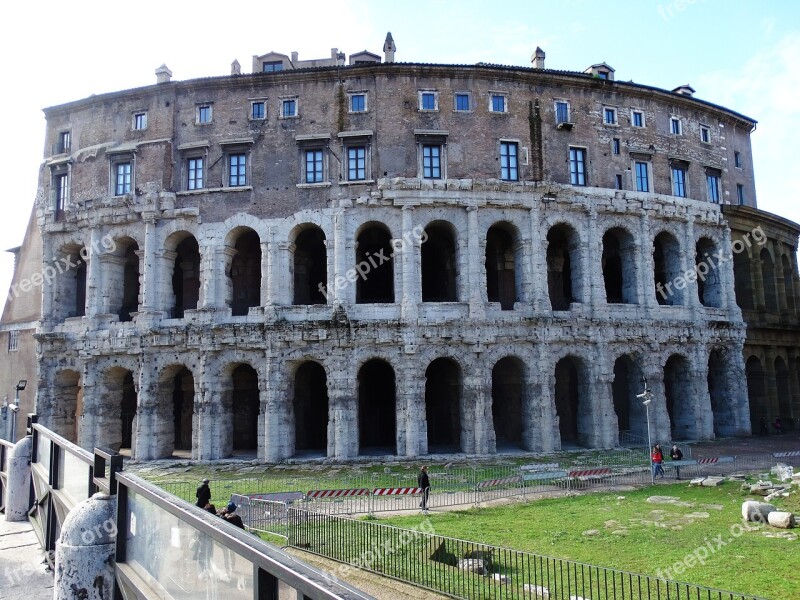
[638,377,654,484]
[9,379,26,442]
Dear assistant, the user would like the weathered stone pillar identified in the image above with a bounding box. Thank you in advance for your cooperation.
[132,365,167,460]
[397,360,425,457]
[139,215,157,312]
[263,357,291,461]
[399,206,420,321]
[640,211,655,310]
[85,228,102,317]
[588,347,619,449]
[684,217,700,312]
[328,368,357,460]
[528,205,546,311]
[587,205,604,314]
[539,343,562,451]
[195,356,224,460]
[333,209,350,305]
[721,227,737,312]
[54,493,116,600]
[727,341,753,435]
[260,240,270,307]
[466,206,485,318]
[77,365,99,452]
[5,436,32,522]
[464,359,489,454]
[96,253,126,316]
[40,234,56,330]
[764,347,778,418]
[751,252,765,309]
[690,345,715,440]
[153,249,177,315]
[642,359,671,445]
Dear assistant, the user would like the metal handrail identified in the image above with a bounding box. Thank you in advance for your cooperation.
[32,423,93,466]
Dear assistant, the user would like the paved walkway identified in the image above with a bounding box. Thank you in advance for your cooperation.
[0,519,53,600]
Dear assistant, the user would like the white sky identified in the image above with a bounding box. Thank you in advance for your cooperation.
[2,0,799,301]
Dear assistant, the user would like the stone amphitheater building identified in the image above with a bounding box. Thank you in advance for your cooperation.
[4,35,800,459]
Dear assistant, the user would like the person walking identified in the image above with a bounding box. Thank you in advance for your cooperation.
[651,444,665,480]
[418,466,431,512]
[670,444,683,479]
[196,478,211,508]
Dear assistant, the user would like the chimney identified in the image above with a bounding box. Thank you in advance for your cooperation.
[672,84,696,97]
[155,64,172,84]
[383,32,396,63]
[531,47,545,69]
[291,51,299,64]
[231,59,241,75]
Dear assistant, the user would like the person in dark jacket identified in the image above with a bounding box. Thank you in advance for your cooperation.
[222,502,245,529]
[418,466,431,511]
[196,479,211,508]
[670,444,683,479]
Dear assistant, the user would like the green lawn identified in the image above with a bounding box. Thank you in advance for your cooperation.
[378,481,796,599]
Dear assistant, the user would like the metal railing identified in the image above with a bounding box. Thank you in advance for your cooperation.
[0,437,13,512]
[273,507,765,600]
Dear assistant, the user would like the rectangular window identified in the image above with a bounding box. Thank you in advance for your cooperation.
[490,94,507,113]
[671,167,687,197]
[670,117,682,135]
[347,146,366,181]
[422,145,442,179]
[58,131,71,153]
[455,93,470,111]
[500,141,519,181]
[305,149,324,183]
[115,162,132,195]
[251,101,265,120]
[635,161,650,192]
[197,105,212,124]
[734,151,742,168]
[281,99,297,118]
[569,147,587,186]
[707,173,720,203]
[700,125,710,143]
[133,112,147,130]
[737,184,745,205]
[229,154,247,187]
[55,173,68,212]
[555,101,570,124]
[615,174,623,190]
[420,92,437,111]
[604,107,617,125]
[263,61,283,72]
[632,110,644,127]
[350,94,366,113]
[612,138,620,155]
[7,330,19,352]
[187,157,204,190]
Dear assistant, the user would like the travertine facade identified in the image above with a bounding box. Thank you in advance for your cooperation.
[12,38,796,458]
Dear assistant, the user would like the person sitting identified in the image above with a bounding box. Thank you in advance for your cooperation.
[222,502,245,529]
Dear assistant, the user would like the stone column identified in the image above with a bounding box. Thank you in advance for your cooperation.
[263,356,291,461]
[4,436,32,522]
[528,205,546,311]
[640,211,655,310]
[132,364,167,460]
[690,345,715,441]
[77,364,99,452]
[328,368,358,459]
[40,234,56,330]
[683,217,700,312]
[139,215,157,312]
[195,356,224,461]
[587,205,604,314]
[153,249,177,315]
[85,228,102,317]
[721,227,736,312]
[397,360,426,457]
[260,240,270,307]
[464,359,490,454]
[588,346,618,449]
[466,206,485,318]
[728,341,754,435]
[97,253,126,316]
[537,342,560,451]
[399,206,420,321]
[764,348,779,419]
[751,252,765,309]
[333,208,350,305]
[642,358,671,445]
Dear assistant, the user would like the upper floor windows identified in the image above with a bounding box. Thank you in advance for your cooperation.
[228,153,247,187]
[419,90,438,112]
[706,169,721,203]
[7,330,18,352]
[500,141,519,182]
[114,161,132,196]
[490,93,508,113]
[700,125,711,144]
[670,117,682,135]
[54,131,71,155]
[555,101,570,124]
[612,138,621,155]
[631,110,644,128]
[55,172,69,213]
[347,146,367,181]
[734,151,742,168]
[339,131,373,183]
[603,107,617,125]
[187,157,204,190]
[305,149,324,183]
[251,100,266,120]
[671,166,687,197]
[454,93,471,112]
[422,144,442,179]
[737,184,745,205]
[281,97,298,118]
[569,147,587,186]
[197,104,213,124]
[634,160,650,192]
[133,112,147,131]
[263,61,283,73]
[349,92,367,113]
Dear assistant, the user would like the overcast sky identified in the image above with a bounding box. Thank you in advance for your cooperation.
[1,0,799,301]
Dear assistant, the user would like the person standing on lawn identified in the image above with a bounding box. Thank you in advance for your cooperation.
[418,466,431,511]
[196,478,211,508]
[651,444,665,479]
[670,444,683,479]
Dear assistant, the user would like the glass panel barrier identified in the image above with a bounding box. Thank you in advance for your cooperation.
[61,451,90,504]
[37,433,50,471]
[125,489,253,599]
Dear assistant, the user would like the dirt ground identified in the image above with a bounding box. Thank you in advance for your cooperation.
[687,430,800,457]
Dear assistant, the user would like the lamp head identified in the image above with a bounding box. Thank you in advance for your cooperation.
[16,380,27,391]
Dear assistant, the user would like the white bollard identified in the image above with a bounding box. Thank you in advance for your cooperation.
[54,492,117,600]
[5,436,32,522]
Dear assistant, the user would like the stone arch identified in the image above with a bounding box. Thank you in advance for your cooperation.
[227,227,262,316]
[53,243,87,321]
[358,359,397,455]
[292,361,328,456]
[612,354,647,444]
[485,222,519,310]
[761,248,778,311]
[546,223,582,310]
[653,231,683,306]
[708,348,736,437]
[422,221,458,302]
[491,356,526,450]
[425,357,462,452]
[782,255,796,313]
[733,249,754,309]
[100,366,138,452]
[355,222,394,304]
[101,236,141,322]
[52,369,82,443]
[292,225,327,305]
[602,227,637,304]
[746,355,767,433]
[553,355,590,447]
[155,364,195,456]
[229,363,260,453]
[775,356,792,425]
[663,354,694,440]
[165,232,201,318]
[696,237,723,308]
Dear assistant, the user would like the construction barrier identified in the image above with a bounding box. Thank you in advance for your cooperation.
[477,476,522,489]
[372,487,422,496]
[305,488,370,499]
[567,467,612,478]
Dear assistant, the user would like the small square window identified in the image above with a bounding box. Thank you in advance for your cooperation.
[133,112,147,130]
[612,138,620,155]
[7,330,19,352]
[490,94,507,113]
[555,101,570,124]
[281,99,298,118]
[251,101,266,120]
[455,93,470,111]
[631,110,644,127]
[187,157,204,190]
[670,117,682,135]
[737,184,745,205]
[734,151,742,168]
[569,147,587,186]
[197,105,212,124]
[420,91,437,111]
[349,93,366,113]
[347,146,367,181]
[229,153,247,187]
[500,141,519,181]
[305,149,324,183]
[700,125,711,143]
[604,107,617,125]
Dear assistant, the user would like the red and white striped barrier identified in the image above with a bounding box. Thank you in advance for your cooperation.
[478,476,522,489]
[372,487,422,496]
[305,488,370,499]
[774,451,800,458]
[567,467,612,478]
[696,456,734,464]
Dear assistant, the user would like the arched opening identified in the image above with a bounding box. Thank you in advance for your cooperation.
[293,227,327,305]
[293,362,328,455]
[746,356,767,433]
[53,244,87,322]
[229,229,262,316]
[547,224,582,310]
[733,250,754,310]
[119,241,140,321]
[53,370,81,443]
[358,359,396,455]
[232,364,260,453]
[485,224,517,310]
[775,357,792,426]
[602,228,637,304]
[356,224,394,303]
[696,238,723,308]
[172,367,195,453]
[653,232,683,306]
[554,356,588,447]
[422,222,458,302]
[612,355,647,444]
[708,349,734,437]
[761,248,778,311]
[491,357,525,450]
[172,236,200,318]
[99,367,137,452]
[664,355,694,440]
[782,255,796,313]
[425,358,462,452]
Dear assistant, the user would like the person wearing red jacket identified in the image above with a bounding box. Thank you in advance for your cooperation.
[651,444,665,479]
